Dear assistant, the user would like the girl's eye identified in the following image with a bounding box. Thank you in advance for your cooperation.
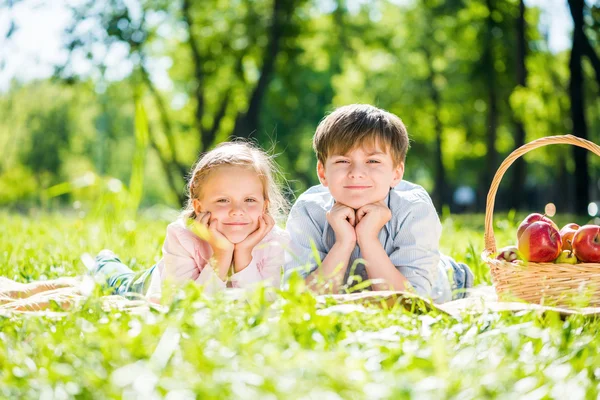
[245,198,257,203]
[216,199,229,203]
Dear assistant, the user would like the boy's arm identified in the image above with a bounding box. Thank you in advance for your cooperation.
[387,200,442,298]
[305,241,355,293]
[284,201,355,293]
[305,202,357,293]
[355,201,409,291]
[359,240,409,291]
[283,201,327,283]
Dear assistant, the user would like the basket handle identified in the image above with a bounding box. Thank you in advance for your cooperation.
[484,134,600,254]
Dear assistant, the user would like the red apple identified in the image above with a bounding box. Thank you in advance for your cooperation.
[517,213,559,240]
[572,225,600,263]
[559,223,580,251]
[495,245,521,262]
[518,221,562,263]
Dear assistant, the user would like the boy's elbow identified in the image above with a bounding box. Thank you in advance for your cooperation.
[407,276,433,299]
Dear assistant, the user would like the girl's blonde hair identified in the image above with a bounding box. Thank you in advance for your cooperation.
[181,141,289,221]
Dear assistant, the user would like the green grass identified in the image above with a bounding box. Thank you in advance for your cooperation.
[1,210,599,399]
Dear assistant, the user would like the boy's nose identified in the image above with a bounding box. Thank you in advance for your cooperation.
[348,165,366,178]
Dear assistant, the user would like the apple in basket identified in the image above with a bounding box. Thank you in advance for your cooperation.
[517,221,562,263]
[517,213,559,240]
[495,245,521,262]
[559,223,580,251]
[555,250,578,265]
[572,225,600,263]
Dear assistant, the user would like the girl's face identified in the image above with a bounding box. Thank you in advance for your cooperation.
[193,166,266,244]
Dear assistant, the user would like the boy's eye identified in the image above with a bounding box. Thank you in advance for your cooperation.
[367,160,381,164]
[335,160,349,164]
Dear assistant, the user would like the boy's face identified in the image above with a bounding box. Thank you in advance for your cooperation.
[317,142,404,210]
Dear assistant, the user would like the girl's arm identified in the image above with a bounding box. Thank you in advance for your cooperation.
[229,228,287,289]
[161,222,229,293]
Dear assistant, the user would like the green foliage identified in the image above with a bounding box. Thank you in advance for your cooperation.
[2,211,600,398]
[1,0,599,212]
[0,165,38,207]
[129,97,150,214]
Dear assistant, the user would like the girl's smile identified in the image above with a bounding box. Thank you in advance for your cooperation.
[193,166,266,244]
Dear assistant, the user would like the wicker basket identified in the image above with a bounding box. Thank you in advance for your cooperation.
[482,134,600,307]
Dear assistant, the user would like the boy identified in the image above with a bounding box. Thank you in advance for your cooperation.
[284,104,472,303]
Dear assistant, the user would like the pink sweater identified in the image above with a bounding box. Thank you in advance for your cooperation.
[146,218,288,299]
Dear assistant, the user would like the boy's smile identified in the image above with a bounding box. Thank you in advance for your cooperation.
[344,185,372,189]
[317,142,404,209]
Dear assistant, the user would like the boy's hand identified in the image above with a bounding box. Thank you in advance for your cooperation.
[355,201,391,245]
[233,214,275,272]
[326,203,357,247]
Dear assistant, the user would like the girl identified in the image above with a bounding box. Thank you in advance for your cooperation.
[94,141,290,302]
[1,142,289,309]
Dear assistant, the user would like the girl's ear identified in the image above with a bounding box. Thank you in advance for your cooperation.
[192,199,203,215]
[263,199,270,214]
[317,161,328,187]
[390,162,405,188]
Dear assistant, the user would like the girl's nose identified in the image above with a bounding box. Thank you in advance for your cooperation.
[229,204,245,216]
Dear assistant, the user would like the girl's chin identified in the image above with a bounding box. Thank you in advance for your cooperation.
[223,233,250,244]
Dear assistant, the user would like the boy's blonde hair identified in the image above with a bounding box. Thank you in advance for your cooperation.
[313,104,410,166]
[181,141,288,221]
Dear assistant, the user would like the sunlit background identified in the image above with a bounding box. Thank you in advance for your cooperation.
[1,0,599,217]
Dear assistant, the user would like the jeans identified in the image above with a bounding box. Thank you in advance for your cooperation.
[441,254,474,300]
[93,250,156,297]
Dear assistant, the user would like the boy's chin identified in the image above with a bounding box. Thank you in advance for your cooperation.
[337,196,387,210]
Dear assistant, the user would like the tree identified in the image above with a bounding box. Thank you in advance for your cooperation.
[57,0,302,204]
[567,0,591,215]
[509,0,527,210]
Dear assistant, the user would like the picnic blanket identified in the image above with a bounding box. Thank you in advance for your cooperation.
[2,278,600,318]
[321,288,600,318]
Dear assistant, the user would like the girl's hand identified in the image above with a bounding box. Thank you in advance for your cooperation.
[197,212,234,253]
[198,212,234,280]
[233,214,275,272]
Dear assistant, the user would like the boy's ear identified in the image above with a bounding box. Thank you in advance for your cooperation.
[391,162,405,188]
[317,161,328,187]
[192,199,203,215]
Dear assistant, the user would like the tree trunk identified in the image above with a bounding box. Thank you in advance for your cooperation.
[181,0,208,149]
[554,154,571,213]
[140,66,188,205]
[232,0,293,139]
[567,0,590,215]
[482,0,498,211]
[510,0,527,211]
[423,46,447,211]
[148,125,187,206]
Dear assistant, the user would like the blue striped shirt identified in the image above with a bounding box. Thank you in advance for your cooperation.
[284,180,452,303]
